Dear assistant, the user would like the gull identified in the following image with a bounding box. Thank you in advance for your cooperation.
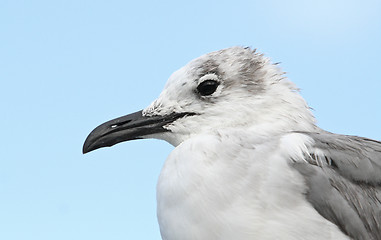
[83,47,381,240]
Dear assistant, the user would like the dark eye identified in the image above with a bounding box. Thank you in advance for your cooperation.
[197,80,219,96]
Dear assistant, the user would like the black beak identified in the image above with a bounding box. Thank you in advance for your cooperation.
[83,110,193,154]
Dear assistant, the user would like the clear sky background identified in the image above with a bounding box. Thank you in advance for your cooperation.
[1,0,381,239]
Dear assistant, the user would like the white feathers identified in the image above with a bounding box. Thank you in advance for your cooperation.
[157,131,349,240]
[280,133,316,163]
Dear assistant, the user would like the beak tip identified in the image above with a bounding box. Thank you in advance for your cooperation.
[82,143,91,154]
[82,136,96,154]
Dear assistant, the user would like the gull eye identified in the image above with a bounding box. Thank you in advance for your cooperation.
[197,80,219,96]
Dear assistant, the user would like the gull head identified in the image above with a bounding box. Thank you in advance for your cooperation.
[83,47,316,153]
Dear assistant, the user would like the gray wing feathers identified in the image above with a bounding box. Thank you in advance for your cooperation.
[293,163,371,239]
[307,132,381,184]
[292,132,381,240]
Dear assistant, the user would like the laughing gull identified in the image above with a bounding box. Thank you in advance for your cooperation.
[83,47,381,240]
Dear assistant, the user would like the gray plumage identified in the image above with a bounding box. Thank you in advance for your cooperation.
[293,132,381,240]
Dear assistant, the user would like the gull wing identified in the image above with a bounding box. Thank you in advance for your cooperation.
[292,132,381,240]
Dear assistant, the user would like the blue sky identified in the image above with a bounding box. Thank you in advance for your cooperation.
[1,0,380,239]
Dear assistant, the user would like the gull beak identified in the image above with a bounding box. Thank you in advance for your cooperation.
[83,110,193,154]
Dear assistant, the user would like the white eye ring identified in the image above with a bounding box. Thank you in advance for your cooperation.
[196,73,222,97]
[199,73,219,83]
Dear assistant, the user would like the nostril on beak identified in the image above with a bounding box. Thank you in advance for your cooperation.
[110,119,133,129]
